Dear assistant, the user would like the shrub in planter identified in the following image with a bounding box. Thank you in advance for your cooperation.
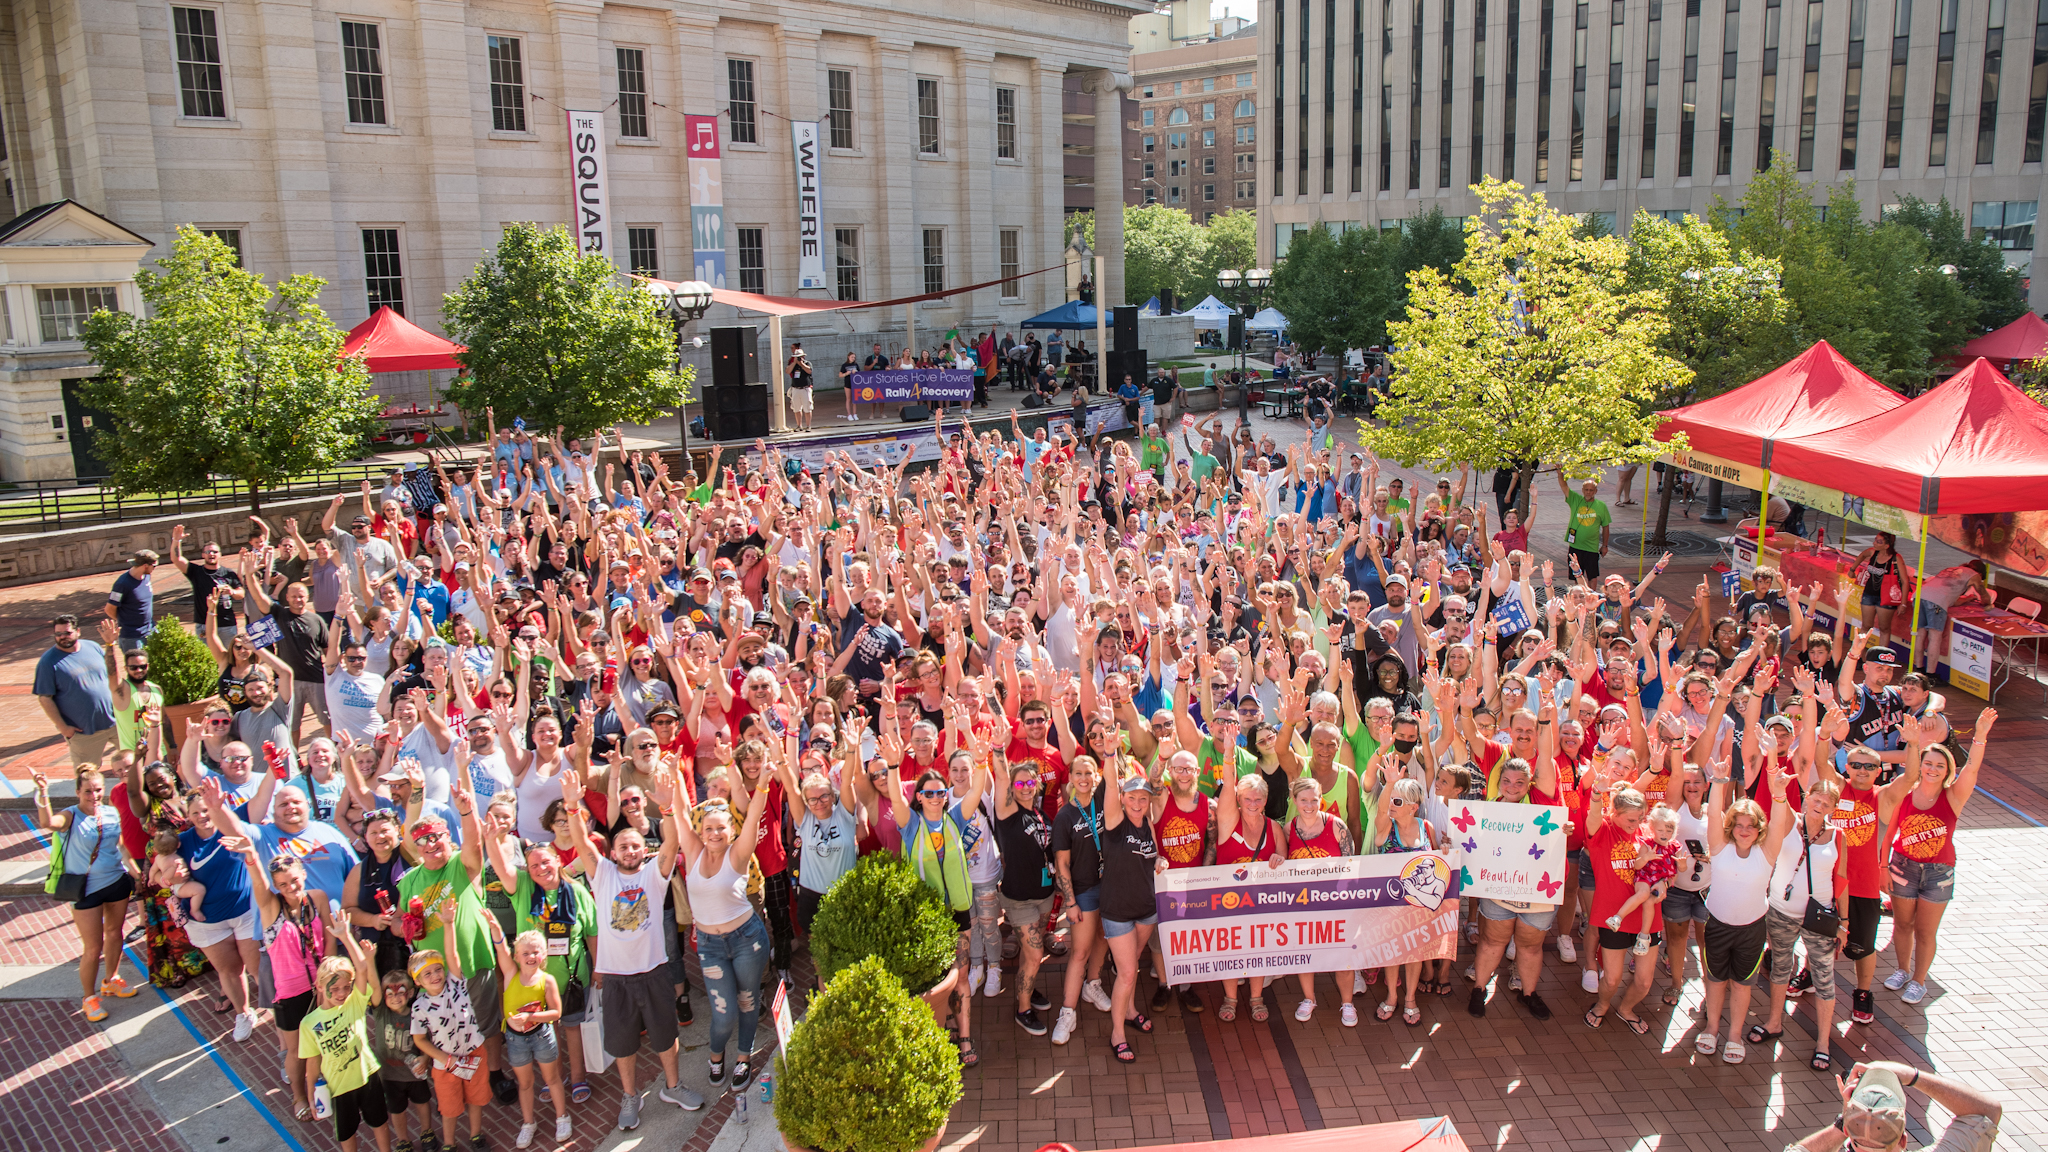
[144,622,219,707]
[808,851,957,994]
[774,954,961,1152]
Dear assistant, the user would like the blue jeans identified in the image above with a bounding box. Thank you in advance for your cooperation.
[697,914,770,1060]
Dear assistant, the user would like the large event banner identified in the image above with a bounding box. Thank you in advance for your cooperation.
[1947,619,1995,699]
[848,370,974,403]
[791,120,826,290]
[565,109,611,259]
[1154,854,1460,982]
[1446,800,1569,904]
[686,115,726,288]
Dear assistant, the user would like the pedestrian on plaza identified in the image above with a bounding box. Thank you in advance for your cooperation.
[1557,472,1612,581]
[245,559,330,739]
[95,618,163,756]
[105,549,160,652]
[1879,710,1996,1008]
[1785,1059,2001,1151]
[34,764,142,1023]
[169,525,247,635]
[839,351,861,423]
[1099,769,1163,1064]
[785,341,815,432]
[35,613,119,766]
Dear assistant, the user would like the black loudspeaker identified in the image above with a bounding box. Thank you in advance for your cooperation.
[705,325,764,441]
[1227,313,1246,350]
[1158,289,1177,314]
[718,385,768,415]
[900,404,930,422]
[1107,349,1147,392]
[710,326,758,386]
[717,409,770,439]
[1112,305,1139,352]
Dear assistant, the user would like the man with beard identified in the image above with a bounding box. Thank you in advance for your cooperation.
[830,586,904,721]
[232,665,301,777]
[170,524,247,635]
[96,618,162,754]
[1366,572,1425,674]
[37,614,118,764]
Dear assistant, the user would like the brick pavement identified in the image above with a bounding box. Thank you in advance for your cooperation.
[0,998,185,1152]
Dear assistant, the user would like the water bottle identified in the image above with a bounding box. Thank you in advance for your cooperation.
[312,1076,333,1121]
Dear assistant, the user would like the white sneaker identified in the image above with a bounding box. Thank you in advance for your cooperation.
[1464,965,1476,981]
[1557,935,1577,964]
[967,964,985,998]
[1353,972,1369,996]
[232,1011,254,1043]
[1051,1006,1078,1045]
[1340,1003,1358,1027]
[1901,980,1927,1005]
[1505,940,1517,961]
[516,1122,536,1149]
[983,968,1003,998]
[1082,979,1112,1013]
[1294,999,1316,1022]
[1509,973,1523,992]
[555,1114,572,1143]
[1581,969,1601,994]
[1883,968,1911,991]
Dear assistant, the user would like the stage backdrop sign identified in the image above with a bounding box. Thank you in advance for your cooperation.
[791,120,826,290]
[1154,853,1460,981]
[849,370,974,403]
[1446,800,1569,904]
[686,115,726,288]
[566,109,611,259]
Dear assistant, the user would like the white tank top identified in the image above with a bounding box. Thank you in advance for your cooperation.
[686,850,754,927]
[1702,841,1772,926]
[1670,802,1713,892]
[513,754,566,844]
[1767,824,1840,919]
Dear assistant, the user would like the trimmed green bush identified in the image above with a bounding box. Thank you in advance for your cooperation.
[808,851,957,995]
[774,955,961,1152]
[144,621,219,707]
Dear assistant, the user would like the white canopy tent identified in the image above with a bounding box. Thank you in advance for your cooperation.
[1177,295,1237,326]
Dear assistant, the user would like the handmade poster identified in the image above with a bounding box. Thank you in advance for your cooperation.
[1445,800,1569,905]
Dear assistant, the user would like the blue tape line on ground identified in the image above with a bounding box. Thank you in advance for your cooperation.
[1972,785,2046,829]
[122,945,312,1152]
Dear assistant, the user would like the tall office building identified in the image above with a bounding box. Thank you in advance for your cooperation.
[1255,0,2046,306]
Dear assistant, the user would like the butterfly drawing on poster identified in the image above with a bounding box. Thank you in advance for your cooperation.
[1454,799,1568,907]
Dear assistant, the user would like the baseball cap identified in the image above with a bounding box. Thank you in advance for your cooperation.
[751,612,775,628]
[687,566,713,583]
[1842,1066,1909,1148]
[1384,572,1409,587]
[351,515,373,527]
[1865,646,1903,668]
[377,765,411,782]
[1119,776,1155,794]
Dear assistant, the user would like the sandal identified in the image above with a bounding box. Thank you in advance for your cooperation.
[1126,1013,1154,1034]
[1403,1005,1422,1026]
[1810,1049,1832,1072]
[1364,969,1380,986]
[1662,985,1682,1006]
[1618,1013,1651,1036]
[1744,1024,1785,1045]
[293,1102,314,1123]
[1375,1001,1396,1022]
[1584,1007,1607,1029]
[957,1039,979,1067]
[209,993,234,1014]
[569,1081,591,1104]
[1250,998,1269,1022]
[1112,1041,1136,1064]
[1695,1031,1718,1056]
[1434,980,1454,996]
[1218,996,1237,1022]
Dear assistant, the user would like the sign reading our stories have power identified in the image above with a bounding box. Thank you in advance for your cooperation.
[1153,853,1460,981]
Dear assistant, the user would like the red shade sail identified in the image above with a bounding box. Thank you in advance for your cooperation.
[1654,339,1905,468]
[1768,358,2048,515]
[342,306,467,373]
[1031,1117,1470,1152]
[1953,310,2048,365]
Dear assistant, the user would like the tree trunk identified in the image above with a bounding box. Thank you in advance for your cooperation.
[248,477,263,515]
[1652,472,1675,546]
[1514,464,1536,522]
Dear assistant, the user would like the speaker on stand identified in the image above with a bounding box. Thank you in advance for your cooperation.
[707,326,767,441]
[1112,305,1139,353]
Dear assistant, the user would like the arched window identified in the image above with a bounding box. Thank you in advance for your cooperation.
[1168,107,1190,125]
[1235,98,1255,118]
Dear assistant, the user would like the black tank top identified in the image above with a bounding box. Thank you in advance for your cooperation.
[357,851,406,944]
[216,665,253,712]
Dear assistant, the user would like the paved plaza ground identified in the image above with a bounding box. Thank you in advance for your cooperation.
[3,396,2044,1152]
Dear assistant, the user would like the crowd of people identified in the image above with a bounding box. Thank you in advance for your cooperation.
[28,398,2008,1152]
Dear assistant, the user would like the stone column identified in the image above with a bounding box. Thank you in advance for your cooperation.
[1035,61,1069,314]
[1088,69,1131,308]
[875,40,916,307]
[957,47,996,322]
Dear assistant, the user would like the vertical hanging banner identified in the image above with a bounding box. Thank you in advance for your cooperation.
[791,119,826,290]
[686,114,726,288]
[565,109,611,260]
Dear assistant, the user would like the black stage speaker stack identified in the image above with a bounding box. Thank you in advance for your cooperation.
[707,326,769,440]
[1227,312,1246,350]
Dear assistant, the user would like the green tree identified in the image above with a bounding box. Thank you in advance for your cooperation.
[1121,204,1211,306]
[1368,179,1691,493]
[1397,206,1468,282]
[1271,223,1407,354]
[1192,207,1260,300]
[442,223,688,437]
[1883,195,2029,346]
[1626,209,1793,406]
[81,226,381,510]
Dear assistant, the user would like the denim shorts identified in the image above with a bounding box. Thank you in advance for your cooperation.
[503,1021,559,1068]
[1576,847,1598,888]
[1662,886,1709,924]
[1075,887,1102,914]
[1477,898,1557,930]
[1890,857,1957,904]
[1102,913,1158,939]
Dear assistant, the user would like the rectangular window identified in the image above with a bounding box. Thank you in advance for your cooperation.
[1679,0,1700,176]
[2029,0,2048,161]
[172,7,228,119]
[1239,72,1256,85]
[1325,0,1336,193]
[1236,179,1257,198]
[1170,184,1183,203]
[999,229,1020,297]
[36,286,119,342]
[1145,135,1156,152]
[728,59,757,144]
[1355,0,1366,192]
[1300,0,1312,194]
[834,228,860,301]
[1204,101,1217,120]
[829,69,856,149]
[917,78,941,153]
[1443,0,1456,188]
[921,229,944,293]
[1171,131,1189,148]
[1606,0,1623,179]
[1205,77,1217,92]
[1799,0,1822,169]
[996,87,1017,158]
[361,229,405,316]
[487,35,526,132]
[1473,0,1488,184]
[1144,109,1156,127]
[1145,161,1156,179]
[1929,0,1959,165]
[616,48,649,139]
[1204,183,1217,200]
[1381,0,1393,190]
[1842,0,1867,167]
[1972,200,2037,247]
[1642,0,1662,178]
[1237,124,1255,143]
[1410,0,1423,189]
[1506,0,1522,176]
[200,228,243,266]
[1204,128,1217,147]
[736,227,765,293]
[1145,186,1159,203]
[1571,0,1588,181]
[1884,0,1910,167]
[1538,0,1556,181]
[1976,0,2006,165]
[1237,151,1256,170]
[1757,0,1780,171]
[1278,0,1289,187]
[340,21,386,126]
[1204,155,1217,173]
[626,227,658,279]
[1717,0,1739,175]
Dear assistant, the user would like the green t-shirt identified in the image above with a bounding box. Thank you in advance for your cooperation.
[1189,452,1219,485]
[1195,737,1259,798]
[397,857,494,980]
[1140,436,1169,474]
[300,987,377,1098]
[512,870,597,990]
[1343,719,1381,783]
[1387,497,1411,516]
[114,680,163,753]
[1564,491,1611,552]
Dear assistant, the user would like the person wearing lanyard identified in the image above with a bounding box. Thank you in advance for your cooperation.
[1050,756,1115,1044]
[893,758,993,1067]
[481,812,599,1105]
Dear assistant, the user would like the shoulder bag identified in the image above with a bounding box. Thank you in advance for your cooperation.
[1798,828,1841,938]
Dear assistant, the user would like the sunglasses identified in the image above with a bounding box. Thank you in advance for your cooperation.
[222,754,252,764]
[1013,780,1040,790]
[415,832,448,846]
[918,788,949,798]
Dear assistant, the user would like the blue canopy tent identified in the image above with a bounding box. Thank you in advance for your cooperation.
[1246,307,1289,332]
[1019,299,1103,329]
[1177,295,1237,327]
[1138,296,1162,317]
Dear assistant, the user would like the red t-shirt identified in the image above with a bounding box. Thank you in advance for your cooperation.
[1586,821,1663,935]
[749,777,790,875]
[1834,783,1884,899]
[106,783,151,861]
[1004,737,1067,800]
[1891,788,1958,866]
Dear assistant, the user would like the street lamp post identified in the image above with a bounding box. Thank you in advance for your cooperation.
[1215,268,1271,397]
[641,279,714,469]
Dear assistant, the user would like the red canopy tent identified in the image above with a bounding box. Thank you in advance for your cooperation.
[1767,357,2048,515]
[1654,338,1905,467]
[342,306,467,373]
[1951,310,2048,367]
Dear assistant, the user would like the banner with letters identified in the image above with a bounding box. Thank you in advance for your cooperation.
[566,109,611,260]
[1946,619,1994,699]
[1154,853,1460,982]
[686,115,726,288]
[1444,800,1568,905]
[848,370,974,403]
[791,120,826,290]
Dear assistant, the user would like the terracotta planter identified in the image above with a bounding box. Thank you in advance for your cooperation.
[919,965,959,1027]
[162,697,221,753]
[783,1121,948,1152]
